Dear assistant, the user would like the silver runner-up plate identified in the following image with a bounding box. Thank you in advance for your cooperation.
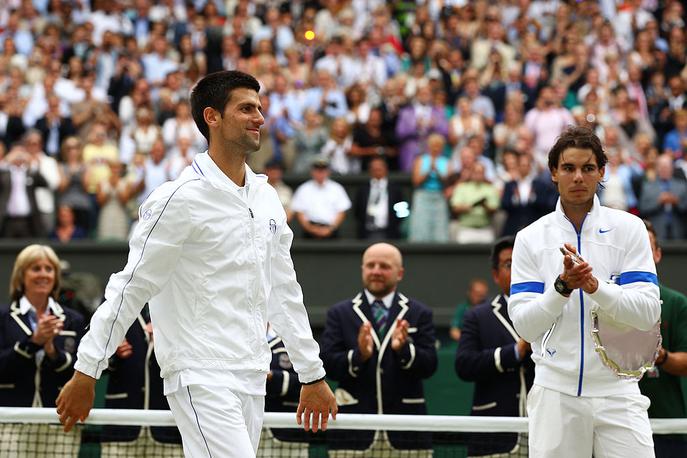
[559,246,661,380]
[591,308,662,380]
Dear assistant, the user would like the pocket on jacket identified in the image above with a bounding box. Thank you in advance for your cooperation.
[334,388,359,406]
[472,401,497,411]
[0,384,15,389]
[105,393,129,400]
[401,398,425,404]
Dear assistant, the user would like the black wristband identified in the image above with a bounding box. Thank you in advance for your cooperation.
[302,376,326,386]
[554,275,574,297]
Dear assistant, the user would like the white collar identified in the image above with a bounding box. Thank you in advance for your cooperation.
[371,177,388,187]
[364,289,395,309]
[19,295,58,315]
[193,151,266,193]
[554,194,600,230]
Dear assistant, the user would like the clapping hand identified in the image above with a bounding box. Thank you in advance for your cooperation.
[391,319,409,351]
[31,315,63,346]
[560,243,598,293]
[358,322,374,361]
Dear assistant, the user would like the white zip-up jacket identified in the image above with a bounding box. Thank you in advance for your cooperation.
[508,195,660,397]
[75,153,326,393]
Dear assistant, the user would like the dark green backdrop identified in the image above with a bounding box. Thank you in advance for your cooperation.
[0,240,685,419]
[0,240,685,328]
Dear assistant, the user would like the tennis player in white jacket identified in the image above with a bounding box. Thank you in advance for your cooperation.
[56,71,337,457]
[509,126,660,458]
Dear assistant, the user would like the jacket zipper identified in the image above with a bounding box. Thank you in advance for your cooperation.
[247,205,263,354]
[576,230,585,396]
[565,213,586,397]
[541,322,556,356]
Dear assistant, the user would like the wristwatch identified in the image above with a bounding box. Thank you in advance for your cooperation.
[554,275,573,297]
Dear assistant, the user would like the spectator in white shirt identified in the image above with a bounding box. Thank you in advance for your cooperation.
[24,129,60,233]
[0,144,48,238]
[292,156,352,239]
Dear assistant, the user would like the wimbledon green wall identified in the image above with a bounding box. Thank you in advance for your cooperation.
[1,240,685,419]
[0,240,685,329]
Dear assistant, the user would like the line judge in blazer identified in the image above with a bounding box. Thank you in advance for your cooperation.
[0,245,84,456]
[320,242,437,457]
[455,236,534,457]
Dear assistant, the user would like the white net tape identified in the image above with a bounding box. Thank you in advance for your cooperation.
[1,408,686,434]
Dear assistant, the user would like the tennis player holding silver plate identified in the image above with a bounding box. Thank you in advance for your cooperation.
[560,246,662,380]
[509,127,661,458]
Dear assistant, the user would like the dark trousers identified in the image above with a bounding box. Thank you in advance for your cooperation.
[654,434,687,458]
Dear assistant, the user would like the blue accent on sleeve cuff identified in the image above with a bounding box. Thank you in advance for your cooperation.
[618,271,658,285]
[510,282,545,295]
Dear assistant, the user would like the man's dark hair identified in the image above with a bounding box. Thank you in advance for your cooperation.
[643,219,659,250]
[190,70,260,142]
[548,126,607,172]
[491,236,515,270]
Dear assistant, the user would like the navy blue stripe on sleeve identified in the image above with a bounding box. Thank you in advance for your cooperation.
[510,281,545,295]
[618,271,658,285]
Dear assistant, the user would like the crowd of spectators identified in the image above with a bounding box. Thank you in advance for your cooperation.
[0,0,686,242]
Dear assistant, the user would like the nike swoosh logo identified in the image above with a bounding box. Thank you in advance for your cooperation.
[599,228,613,234]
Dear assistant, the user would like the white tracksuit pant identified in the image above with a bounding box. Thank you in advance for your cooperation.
[167,384,265,458]
[528,385,654,458]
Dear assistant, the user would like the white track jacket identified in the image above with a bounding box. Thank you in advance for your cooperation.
[508,196,660,397]
[75,153,325,394]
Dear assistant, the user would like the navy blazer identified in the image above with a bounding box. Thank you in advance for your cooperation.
[34,116,76,157]
[265,335,311,443]
[455,294,534,456]
[101,312,181,444]
[353,181,404,240]
[0,300,84,407]
[500,178,556,237]
[320,291,437,450]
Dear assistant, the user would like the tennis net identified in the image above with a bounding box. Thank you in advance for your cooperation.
[1,408,686,457]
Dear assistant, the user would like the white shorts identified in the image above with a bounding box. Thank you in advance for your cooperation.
[167,384,265,458]
[527,384,654,458]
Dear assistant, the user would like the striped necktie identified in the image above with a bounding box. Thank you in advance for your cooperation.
[371,299,389,337]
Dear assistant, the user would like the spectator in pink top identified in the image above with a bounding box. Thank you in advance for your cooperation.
[524,86,574,169]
